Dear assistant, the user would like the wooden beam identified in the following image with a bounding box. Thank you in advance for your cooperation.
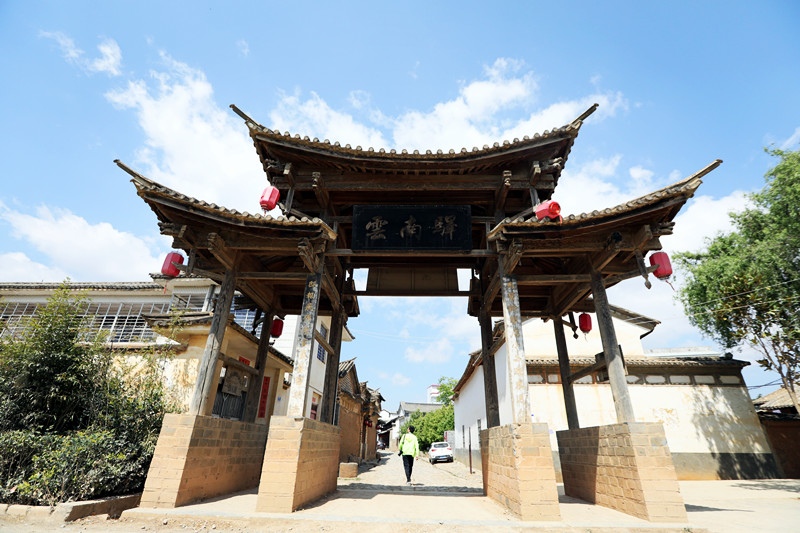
[479,309,500,428]
[348,289,473,297]
[494,171,511,212]
[517,274,591,285]
[314,329,335,361]
[566,357,607,385]
[218,352,259,376]
[327,248,496,258]
[237,272,309,281]
[207,233,236,271]
[190,266,236,416]
[554,317,579,430]
[243,312,274,423]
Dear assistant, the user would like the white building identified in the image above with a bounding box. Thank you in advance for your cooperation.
[453,315,780,480]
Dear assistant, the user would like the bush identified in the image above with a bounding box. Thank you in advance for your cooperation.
[0,283,174,505]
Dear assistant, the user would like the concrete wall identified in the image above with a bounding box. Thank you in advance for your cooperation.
[141,414,268,508]
[454,364,487,464]
[532,381,778,479]
[479,423,560,521]
[557,423,687,522]
[256,416,341,513]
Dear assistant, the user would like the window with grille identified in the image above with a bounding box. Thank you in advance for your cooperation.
[316,323,328,363]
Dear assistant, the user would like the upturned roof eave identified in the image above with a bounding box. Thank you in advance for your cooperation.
[486,161,719,242]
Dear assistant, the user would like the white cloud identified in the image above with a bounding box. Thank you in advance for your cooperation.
[105,53,266,211]
[40,32,121,76]
[0,252,68,282]
[405,337,454,364]
[665,192,748,255]
[270,90,388,149]
[629,165,654,187]
[391,373,411,386]
[237,39,249,56]
[1,204,166,281]
[781,126,800,150]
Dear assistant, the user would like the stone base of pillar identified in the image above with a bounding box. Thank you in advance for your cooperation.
[479,423,561,521]
[256,416,341,513]
[140,414,268,508]
[557,422,688,522]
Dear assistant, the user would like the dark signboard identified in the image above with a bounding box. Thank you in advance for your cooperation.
[352,205,472,251]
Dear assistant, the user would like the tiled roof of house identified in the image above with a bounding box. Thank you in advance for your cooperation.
[753,387,798,410]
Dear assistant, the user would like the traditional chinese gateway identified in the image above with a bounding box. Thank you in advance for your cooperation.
[116,103,721,522]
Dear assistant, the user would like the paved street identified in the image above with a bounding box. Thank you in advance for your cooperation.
[2,451,799,532]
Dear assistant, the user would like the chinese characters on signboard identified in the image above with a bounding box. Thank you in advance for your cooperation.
[352,206,471,251]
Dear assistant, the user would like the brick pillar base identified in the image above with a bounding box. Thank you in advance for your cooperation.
[479,423,561,521]
[256,416,341,513]
[140,414,268,508]
[557,422,688,522]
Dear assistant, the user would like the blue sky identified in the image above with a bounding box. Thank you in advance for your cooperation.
[1,1,799,407]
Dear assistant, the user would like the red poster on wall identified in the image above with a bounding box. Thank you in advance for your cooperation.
[257,376,271,418]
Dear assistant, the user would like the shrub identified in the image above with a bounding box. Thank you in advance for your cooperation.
[0,283,174,505]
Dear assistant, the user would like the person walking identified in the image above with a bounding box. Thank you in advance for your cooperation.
[399,425,420,484]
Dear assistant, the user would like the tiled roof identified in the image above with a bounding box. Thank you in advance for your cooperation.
[753,387,798,410]
[116,160,337,240]
[526,355,748,368]
[235,103,593,161]
[488,163,718,236]
[0,282,162,291]
[338,357,357,376]
[399,401,442,414]
[141,311,294,367]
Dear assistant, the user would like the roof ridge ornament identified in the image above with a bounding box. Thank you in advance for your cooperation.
[569,103,600,129]
[229,104,267,132]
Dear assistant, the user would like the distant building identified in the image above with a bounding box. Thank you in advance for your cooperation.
[453,315,780,481]
[390,401,442,448]
[426,384,441,403]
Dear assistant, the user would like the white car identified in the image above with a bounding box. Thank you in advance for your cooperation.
[428,441,453,463]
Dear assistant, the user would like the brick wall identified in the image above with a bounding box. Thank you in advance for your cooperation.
[479,423,560,521]
[140,414,268,508]
[760,417,800,478]
[338,396,362,462]
[256,416,341,512]
[557,422,687,522]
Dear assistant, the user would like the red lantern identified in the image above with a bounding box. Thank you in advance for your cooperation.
[260,186,280,212]
[578,313,592,334]
[534,200,562,222]
[649,252,673,280]
[270,318,284,338]
[160,252,184,278]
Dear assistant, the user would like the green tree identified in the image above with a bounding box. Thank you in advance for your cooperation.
[675,147,800,413]
[435,376,458,406]
[0,284,99,432]
[400,405,455,451]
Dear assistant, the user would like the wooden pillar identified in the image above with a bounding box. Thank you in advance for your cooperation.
[590,270,635,423]
[479,309,500,428]
[286,271,323,418]
[320,307,346,424]
[500,270,530,424]
[553,316,579,430]
[190,267,236,415]
[243,312,274,423]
